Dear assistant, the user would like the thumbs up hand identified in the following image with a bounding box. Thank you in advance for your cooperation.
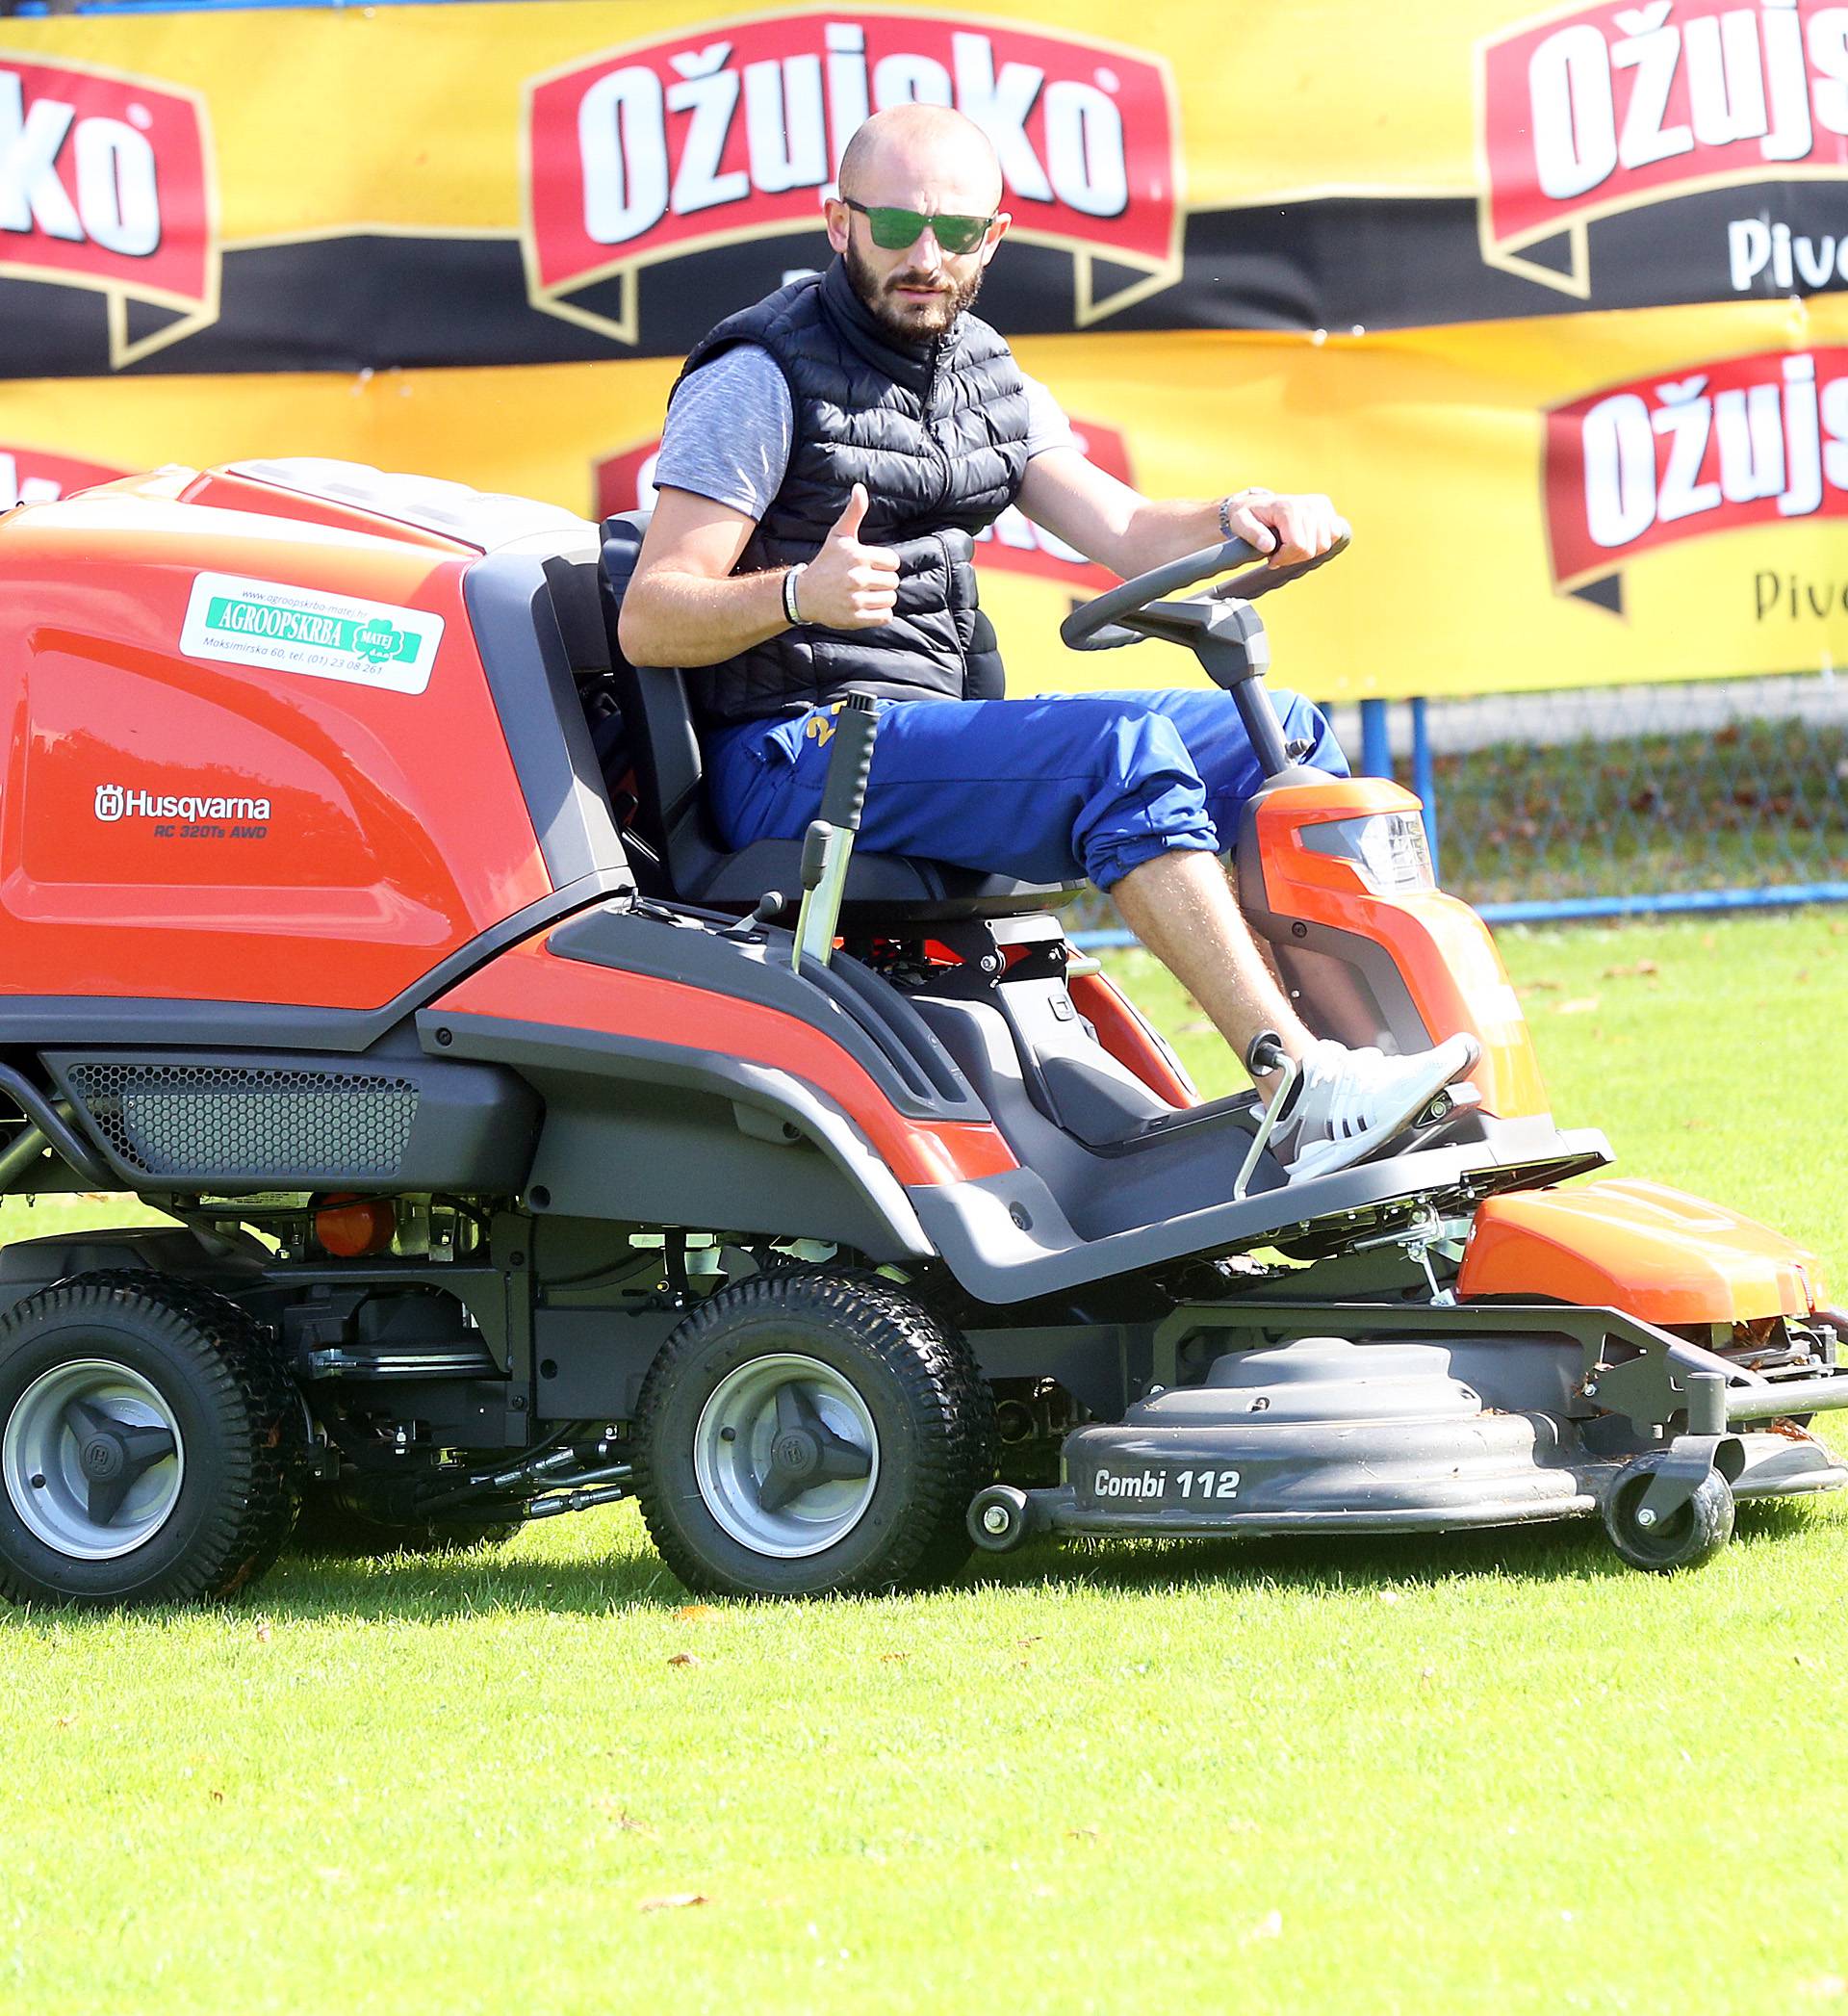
[789,483,900,630]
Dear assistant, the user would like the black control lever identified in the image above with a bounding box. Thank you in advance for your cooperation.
[724,889,785,941]
[793,693,879,971]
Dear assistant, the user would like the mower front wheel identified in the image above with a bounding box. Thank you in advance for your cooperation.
[1603,1455,1734,1572]
[634,1271,994,1598]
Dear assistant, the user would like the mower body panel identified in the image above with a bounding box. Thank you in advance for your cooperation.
[1458,1177,1829,1324]
[1240,777,1550,1121]
[0,465,612,1019]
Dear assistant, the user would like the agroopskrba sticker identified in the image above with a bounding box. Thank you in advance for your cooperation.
[181,573,445,694]
[1478,0,1848,298]
[523,11,1182,344]
[0,53,218,367]
[1544,344,1848,615]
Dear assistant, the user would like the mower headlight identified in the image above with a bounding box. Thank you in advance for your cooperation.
[1306,813,1435,894]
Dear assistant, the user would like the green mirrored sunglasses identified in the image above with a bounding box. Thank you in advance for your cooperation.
[841,197,995,255]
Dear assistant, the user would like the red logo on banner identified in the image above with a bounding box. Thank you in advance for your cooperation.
[1543,347,1848,601]
[525,12,1182,344]
[0,445,126,508]
[594,413,1133,589]
[1478,0,1848,296]
[0,55,218,367]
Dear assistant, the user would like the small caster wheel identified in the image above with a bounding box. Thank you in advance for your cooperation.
[967,1485,1032,1554]
[1603,1455,1734,1572]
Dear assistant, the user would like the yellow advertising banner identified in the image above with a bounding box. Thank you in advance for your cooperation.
[2,0,1846,697]
[7,296,1845,702]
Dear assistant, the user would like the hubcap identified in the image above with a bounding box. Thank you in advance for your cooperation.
[693,1353,879,1559]
[2,1359,185,1560]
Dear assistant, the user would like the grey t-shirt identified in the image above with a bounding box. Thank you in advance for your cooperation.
[652,341,1077,519]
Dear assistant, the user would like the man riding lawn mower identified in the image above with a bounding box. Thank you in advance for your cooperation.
[0,120,1839,1610]
[619,104,1480,1185]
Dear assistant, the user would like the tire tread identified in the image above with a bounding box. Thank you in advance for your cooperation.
[0,1270,301,1607]
[634,1270,994,1597]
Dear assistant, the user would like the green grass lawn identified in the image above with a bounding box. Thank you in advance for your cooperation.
[3,911,1847,2016]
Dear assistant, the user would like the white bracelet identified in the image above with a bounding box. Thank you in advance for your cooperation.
[782,564,806,626]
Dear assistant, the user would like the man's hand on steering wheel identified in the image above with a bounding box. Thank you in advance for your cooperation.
[1221,489,1350,568]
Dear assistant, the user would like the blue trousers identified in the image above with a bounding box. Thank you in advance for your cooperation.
[704,688,1348,892]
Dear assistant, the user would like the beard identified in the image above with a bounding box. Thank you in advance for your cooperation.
[844,234,986,340]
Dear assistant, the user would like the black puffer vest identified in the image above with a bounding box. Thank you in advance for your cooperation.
[671,259,1031,727]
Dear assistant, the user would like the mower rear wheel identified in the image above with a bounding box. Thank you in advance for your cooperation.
[1603,1456,1734,1572]
[634,1271,994,1598]
[0,1272,302,1607]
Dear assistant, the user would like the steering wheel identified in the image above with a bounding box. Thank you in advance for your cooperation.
[1060,531,1351,653]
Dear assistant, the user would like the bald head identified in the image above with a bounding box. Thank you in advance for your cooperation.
[826,106,1011,341]
[837,105,1004,214]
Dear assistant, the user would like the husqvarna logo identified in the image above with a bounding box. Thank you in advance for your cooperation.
[91,781,272,833]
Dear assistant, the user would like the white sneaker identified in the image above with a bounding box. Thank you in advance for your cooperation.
[1272,1034,1481,1180]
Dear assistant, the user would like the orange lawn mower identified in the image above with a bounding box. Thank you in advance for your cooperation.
[0,455,1837,1607]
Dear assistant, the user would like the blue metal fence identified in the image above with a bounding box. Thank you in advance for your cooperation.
[1359,673,1848,923]
[1068,670,1848,948]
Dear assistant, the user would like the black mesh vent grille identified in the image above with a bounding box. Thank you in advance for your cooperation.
[65,1064,419,1179]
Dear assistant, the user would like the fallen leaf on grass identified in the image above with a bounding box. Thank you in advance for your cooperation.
[254,1621,272,1644]
[639,1892,708,1914]
[54,1714,78,1728]
[1016,1635,1044,1650]
[595,1800,660,1836]
[879,1651,909,1666]
[675,1604,718,1622]
[208,1789,224,1804]
[1555,996,1601,1015]
[1066,1825,1101,1841]
[1242,1909,1283,1945]
[1600,959,1658,980]
[666,1651,703,1668]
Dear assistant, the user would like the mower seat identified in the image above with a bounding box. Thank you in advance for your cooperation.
[596,512,1084,923]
